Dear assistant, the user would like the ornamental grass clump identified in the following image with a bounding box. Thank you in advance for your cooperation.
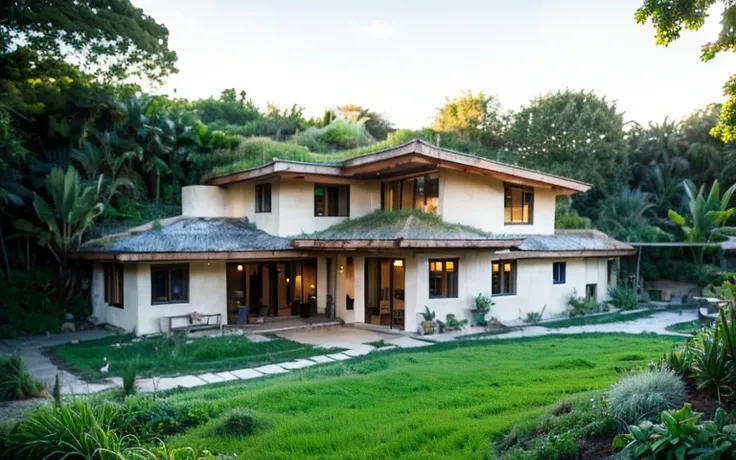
[608,369,685,425]
[216,408,270,437]
[0,353,44,401]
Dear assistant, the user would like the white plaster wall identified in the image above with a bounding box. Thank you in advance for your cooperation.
[224,182,280,235]
[277,180,380,237]
[439,169,557,235]
[334,255,356,323]
[182,186,227,217]
[135,261,227,336]
[405,253,614,330]
[90,263,138,333]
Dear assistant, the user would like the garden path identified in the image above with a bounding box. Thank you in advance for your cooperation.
[1,309,696,396]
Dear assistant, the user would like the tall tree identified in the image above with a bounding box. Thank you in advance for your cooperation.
[635,1,736,142]
[0,0,177,83]
[432,91,506,147]
[505,90,629,203]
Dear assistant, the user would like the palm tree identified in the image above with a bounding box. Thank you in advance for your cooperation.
[668,179,736,263]
[596,188,656,241]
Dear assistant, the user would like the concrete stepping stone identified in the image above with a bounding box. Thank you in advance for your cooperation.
[253,364,289,375]
[326,353,352,361]
[197,373,227,384]
[386,337,433,348]
[231,368,265,380]
[152,377,179,391]
[214,371,239,381]
[173,375,208,388]
[344,348,372,357]
[246,334,271,343]
[280,359,316,370]
[372,345,399,352]
[307,355,335,364]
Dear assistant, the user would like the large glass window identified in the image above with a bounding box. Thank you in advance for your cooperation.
[382,173,439,214]
[151,264,189,304]
[314,184,349,216]
[103,263,124,308]
[428,259,458,298]
[492,260,516,295]
[504,185,533,224]
[255,184,271,213]
[553,262,566,285]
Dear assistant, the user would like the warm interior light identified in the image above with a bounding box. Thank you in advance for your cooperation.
[237,264,243,272]
[504,263,512,272]
[339,265,344,273]
[446,261,454,272]
[393,260,403,267]
[310,284,315,289]
[286,277,290,283]
[492,264,499,273]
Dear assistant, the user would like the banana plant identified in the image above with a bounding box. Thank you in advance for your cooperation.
[14,166,103,270]
[668,179,736,263]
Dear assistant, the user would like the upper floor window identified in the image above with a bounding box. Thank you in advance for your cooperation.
[504,185,533,224]
[492,260,516,295]
[255,184,271,213]
[151,264,189,304]
[382,173,439,214]
[103,263,124,308]
[429,259,458,298]
[315,184,349,217]
[553,262,566,285]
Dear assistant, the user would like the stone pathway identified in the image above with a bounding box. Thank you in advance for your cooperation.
[0,310,697,395]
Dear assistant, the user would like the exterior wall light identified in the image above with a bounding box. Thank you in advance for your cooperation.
[237,264,243,271]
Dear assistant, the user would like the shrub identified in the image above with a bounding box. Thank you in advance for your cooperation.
[608,369,685,424]
[0,269,67,337]
[0,354,44,401]
[613,404,736,458]
[566,291,597,317]
[144,400,212,436]
[690,330,734,403]
[216,408,270,437]
[523,305,547,324]
[608,286,638,310]
[123,362,137,396]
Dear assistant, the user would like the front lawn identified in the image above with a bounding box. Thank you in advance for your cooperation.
[665,318,714,334]
[540,309,658,329]
[167,334,682,459]
[52,334,344,379]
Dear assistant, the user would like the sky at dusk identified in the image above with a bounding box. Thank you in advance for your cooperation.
[134,0,736,129]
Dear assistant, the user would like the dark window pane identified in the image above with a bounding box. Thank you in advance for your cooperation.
[256,184,271,213]
[152,269,169,302]
[428,259,458,298]
[492,262,501,294]
[383,181,401,211]
[492,261,515,295]
[504,186,533,224]
[314,186,326,216]
[553,262,566,284]
[170,268,186,302]
[414,176,425,210]
[338,185,349,216]
[426,174,439,214]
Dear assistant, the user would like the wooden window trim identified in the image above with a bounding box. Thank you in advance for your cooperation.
[103,263,124,308]
[151,264,190,305]
[255,183,272,213]
[491,260,517,296]
[381,173,439,213]
[504,183,534,225]
[428,258,459,299]
[314,184,350,217]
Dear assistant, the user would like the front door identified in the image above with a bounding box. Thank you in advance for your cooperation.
[364,258,405,330]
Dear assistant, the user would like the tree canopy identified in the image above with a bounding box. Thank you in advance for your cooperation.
[505,90,629,198]
[635,0,736,141]
[431,91,506,147]
[0,0,177,83]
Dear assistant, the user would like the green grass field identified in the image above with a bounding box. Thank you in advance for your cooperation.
[52,334,344,379]
[166,334,682,459]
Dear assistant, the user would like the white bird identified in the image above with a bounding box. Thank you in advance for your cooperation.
[100,357,109,374]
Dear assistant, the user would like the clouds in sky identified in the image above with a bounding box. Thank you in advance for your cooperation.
[352,19,394,40]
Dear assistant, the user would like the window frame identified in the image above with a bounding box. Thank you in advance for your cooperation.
[150,264,190,305]
[381,172,439,214]
[255,183,272,213]
[103,263,124,308]
[428,258,459,299]
[314,184,350,217]
[503,184,534,225]
[552,262,567,285]
[491,260,517,296]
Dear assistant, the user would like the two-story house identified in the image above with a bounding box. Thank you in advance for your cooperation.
[76,139,635,335]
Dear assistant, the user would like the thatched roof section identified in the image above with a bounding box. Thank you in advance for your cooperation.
[82,218,291,253]
[518,230,634,252]
[293,211,520,241]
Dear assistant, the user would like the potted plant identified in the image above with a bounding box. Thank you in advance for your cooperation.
[471,293,493,327]
[420,306,435,334]
[444,314,468,332]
